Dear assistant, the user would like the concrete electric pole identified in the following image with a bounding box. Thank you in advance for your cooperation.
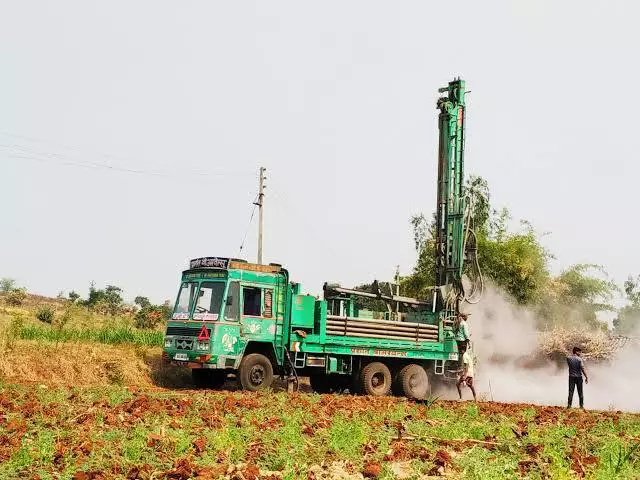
[256,167,266,264]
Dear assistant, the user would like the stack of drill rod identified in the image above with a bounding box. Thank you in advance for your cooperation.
[325,315,439,342]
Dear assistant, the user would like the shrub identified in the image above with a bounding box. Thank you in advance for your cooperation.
[6,288,27,306]
[36,305,55,324]
[134,306,165,329]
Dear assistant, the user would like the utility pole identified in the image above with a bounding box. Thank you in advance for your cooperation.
[394,265,400,320]
[256,167,266,264]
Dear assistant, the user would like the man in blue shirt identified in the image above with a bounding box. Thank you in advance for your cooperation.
[567,347,589,408]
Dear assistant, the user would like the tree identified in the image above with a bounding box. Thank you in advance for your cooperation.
[134,296,151,309]
[85,283,124,315]
[537,264,617,330]
[465,175,491,235]
[402,176,551,304]
[68,291,80,303]
[0,278,16,294]
[401,213,437,298]
[614,275,640,334]
[477,217,551,304]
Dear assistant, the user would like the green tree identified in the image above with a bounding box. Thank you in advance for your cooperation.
[134,296,151,309]
[537,264,617,329]
[402,176,551,304]
[401,213,437,298]
[68,291,80,303]
[478,217,551,304]
[614,275,640,334]
[86,283,123,315]
[0,278,16,294]
[465,175,491,235]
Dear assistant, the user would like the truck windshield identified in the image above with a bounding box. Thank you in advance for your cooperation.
[174,282,198,317]
[193,282,225,320]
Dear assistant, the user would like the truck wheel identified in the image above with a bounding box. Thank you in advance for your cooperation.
[360,362,392,396]
[398,364,429,400]
[239,353,274,391]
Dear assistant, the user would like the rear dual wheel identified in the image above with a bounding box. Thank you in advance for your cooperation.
[396,364,430,400]
[360,362,392,396]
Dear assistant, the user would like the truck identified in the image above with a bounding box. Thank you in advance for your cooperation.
[162,78,480,398]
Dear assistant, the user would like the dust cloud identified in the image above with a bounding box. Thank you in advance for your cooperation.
[459,287,640,412]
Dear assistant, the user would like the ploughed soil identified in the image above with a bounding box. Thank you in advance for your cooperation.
[0,341,638,479]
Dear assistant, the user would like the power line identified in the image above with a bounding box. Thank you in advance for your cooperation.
[238,193,259,256]
[0,144,254,178]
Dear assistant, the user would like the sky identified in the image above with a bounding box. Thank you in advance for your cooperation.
[0,1,638,304]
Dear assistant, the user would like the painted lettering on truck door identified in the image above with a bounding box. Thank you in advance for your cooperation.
[216,281,240,355]
[240,285,277,341]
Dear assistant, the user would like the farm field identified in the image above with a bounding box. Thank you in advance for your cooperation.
[2,300,640,479]
[1,377,640,480]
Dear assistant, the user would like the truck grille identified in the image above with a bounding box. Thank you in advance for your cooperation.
[165,326,211,337]
[175,339,194,350]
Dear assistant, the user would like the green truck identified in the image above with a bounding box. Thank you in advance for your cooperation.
[162,78,480,398]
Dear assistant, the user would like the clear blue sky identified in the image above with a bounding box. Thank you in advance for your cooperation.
[1,1,637,303]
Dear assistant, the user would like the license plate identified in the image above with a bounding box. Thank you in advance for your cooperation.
[448,353,459,361]
[174,353,188,361]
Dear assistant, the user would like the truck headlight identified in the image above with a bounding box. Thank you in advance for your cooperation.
[197,341,210,351]
[164,338,172,348]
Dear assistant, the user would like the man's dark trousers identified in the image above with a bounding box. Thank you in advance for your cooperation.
[568,376,584,408]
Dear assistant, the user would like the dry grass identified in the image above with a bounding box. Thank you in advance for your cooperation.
[0,340,190,388]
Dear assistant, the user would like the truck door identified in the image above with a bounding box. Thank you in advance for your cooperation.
[240,285,276,340]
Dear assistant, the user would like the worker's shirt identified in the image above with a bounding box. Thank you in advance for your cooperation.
[455,320,470,341]
[462,350,474,377]
[566,354,584,378]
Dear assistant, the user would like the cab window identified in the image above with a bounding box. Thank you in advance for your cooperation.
[175,282,197,313]
[195,282,225,314]
[224,281,240,321]
[243,287,261,316]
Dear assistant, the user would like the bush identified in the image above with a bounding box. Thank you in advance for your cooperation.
[6,288,27,306]
[134,306,165,329]
[36,305,55,324]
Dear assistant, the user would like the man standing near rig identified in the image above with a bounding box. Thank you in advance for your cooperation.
[567,346,588,408]
[454,312,471,359]
[457,346,477,401]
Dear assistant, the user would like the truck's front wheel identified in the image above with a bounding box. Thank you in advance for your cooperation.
[360,362,392,396]
[239,353,274,391]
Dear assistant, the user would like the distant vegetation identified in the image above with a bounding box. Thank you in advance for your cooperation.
[396,175,636,334]
[0,279,170,350]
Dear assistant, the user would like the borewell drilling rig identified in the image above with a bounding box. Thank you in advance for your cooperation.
[162,78,482,398]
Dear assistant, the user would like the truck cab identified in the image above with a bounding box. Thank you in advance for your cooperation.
[163,257,290,390]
